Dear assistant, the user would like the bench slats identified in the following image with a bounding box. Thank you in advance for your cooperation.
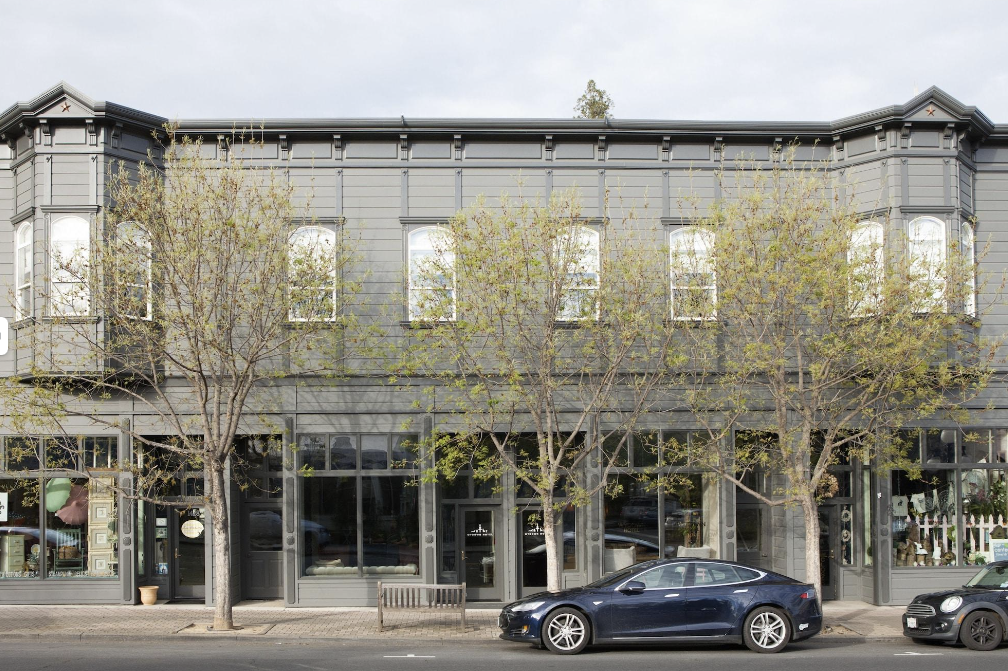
[377,582,467,632]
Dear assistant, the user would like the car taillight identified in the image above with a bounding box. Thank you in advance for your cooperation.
[800,590,815,600]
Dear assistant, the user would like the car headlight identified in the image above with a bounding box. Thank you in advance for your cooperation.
[940,596,963,613]
[511,600,546,613]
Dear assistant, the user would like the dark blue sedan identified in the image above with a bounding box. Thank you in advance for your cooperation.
[499,558,821,654]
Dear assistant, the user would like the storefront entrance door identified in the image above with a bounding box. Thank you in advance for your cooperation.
[519,509,547,596]
[174,507,207,600]
[818,506,838,601]
[242,503,283,599]
[460,507,500,601]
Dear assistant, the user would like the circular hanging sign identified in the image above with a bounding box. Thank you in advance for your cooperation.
[181,519,205,539]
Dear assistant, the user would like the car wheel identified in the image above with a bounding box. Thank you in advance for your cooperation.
[542,607,590,655]
[960,610,1003,651]
[743,606,791,653]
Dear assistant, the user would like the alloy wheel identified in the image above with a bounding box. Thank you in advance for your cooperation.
[749,611,787,649]
[546,612,586,651]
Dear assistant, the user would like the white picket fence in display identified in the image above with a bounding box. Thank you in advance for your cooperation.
[902,513,1008,562]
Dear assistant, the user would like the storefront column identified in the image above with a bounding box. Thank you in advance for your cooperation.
[876,471,891,604]
[420,416,437,585]
[282,417,297,606]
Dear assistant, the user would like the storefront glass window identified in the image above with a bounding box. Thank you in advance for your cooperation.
[298,432,420,578]
[891,469,956,566]
[301,476,357,575]
[45,477,118,578]
[361,476,419,574]
[961,469,1007,565]
[0,483,41,578]
[604,474,660,572]
[862,470,873,567]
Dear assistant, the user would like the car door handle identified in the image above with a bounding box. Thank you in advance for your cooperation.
[665,593,680,598]
[733,589,749,593]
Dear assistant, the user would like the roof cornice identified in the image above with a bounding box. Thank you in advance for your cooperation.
[2,83,1005,143]
[0,81,165,137]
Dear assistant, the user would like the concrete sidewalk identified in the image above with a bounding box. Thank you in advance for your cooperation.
[0,600,905,643]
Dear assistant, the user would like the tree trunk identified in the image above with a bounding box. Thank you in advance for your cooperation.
[208,461,234,630]
[542,495,561,592]
[800,493,822,607]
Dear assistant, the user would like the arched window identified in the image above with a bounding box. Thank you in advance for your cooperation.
[15,221,32,320]
[289,225,337,322]
[49,215,90,316]
[961,221,976,317]
[556,226,600,321]
[408,226,455,321]
[848,221,884,316]
[117,221,152,320]
[670,227,716,320]
[908,216,946,312]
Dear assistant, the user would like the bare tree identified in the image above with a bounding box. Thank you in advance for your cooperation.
[667,148,1001,601]
[3,129,364,629]
[395,186,678,590]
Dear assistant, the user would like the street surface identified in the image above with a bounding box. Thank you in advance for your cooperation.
[4,638,1008,671]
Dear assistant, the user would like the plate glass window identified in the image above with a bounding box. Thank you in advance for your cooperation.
[670,227,716,320]
[408,226,455,321]
[289,225,337,322]
[49,215,91,316]
[556,226,599,321]
[15,222,32,320]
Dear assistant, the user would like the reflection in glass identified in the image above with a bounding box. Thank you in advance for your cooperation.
[45,477,118,578]
[962,469,1007,565]
[0,483,42,578]
[296,434,326,471]
[463,509,494,588]
[360,435,388,470]
[891,470,956,566]
[177,507,205,589]
[329,435,356,470]
[362,476,419,572]
[521,509,546,589]
[301,477,357,575]
[604,475,659,572]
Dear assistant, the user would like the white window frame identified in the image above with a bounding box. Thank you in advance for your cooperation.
[407,226,455,322]
[848,221,884,317]
[670,227,716,321]
[15,221,32,321]
[908,216,946,313]
[118,221,152,321]
[288,225,338,322]
[49,214,91,317]
[961,221,976,318]
[556,225,600,322]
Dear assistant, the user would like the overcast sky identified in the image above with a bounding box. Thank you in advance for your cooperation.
[4,0,1008,123]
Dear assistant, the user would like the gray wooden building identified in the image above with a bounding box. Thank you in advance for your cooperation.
[1,82,1006,607]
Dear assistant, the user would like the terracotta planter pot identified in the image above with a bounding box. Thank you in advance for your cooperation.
[138,585,159,606]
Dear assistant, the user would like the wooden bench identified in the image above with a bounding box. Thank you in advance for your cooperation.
[377,582,466,632]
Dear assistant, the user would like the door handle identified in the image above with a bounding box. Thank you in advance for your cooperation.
[462,551,466,561]
[174,549,179,559]
[664,593,680,598]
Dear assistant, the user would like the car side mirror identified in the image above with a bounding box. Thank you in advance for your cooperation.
[619,580,646,595]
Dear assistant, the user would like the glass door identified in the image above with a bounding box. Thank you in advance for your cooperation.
[242,503,283,599]
[818,506,838,601]
[174,507,206,600]
[519,509,547,596]
[460,507,499,601]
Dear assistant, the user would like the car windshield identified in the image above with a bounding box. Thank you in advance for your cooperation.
[965,564,1008,589]
[587,567,637,588]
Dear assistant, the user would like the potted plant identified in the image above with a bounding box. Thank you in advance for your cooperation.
[138,585,159,606]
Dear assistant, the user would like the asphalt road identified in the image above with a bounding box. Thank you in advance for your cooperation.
[6,638,1008,671]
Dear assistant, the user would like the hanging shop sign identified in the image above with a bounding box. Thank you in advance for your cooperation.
[181,519,205,539]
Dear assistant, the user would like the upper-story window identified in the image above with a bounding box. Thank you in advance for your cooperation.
[961,221,976,317]
[670,227,716,320]
[15,222,32,320]
[49,215,90,317]
[848,221,884,316]
[908,216,946,312]
[118,221,152,320]
[289,225,337,322]
[556,226,600,321]
[408,226,455,321]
